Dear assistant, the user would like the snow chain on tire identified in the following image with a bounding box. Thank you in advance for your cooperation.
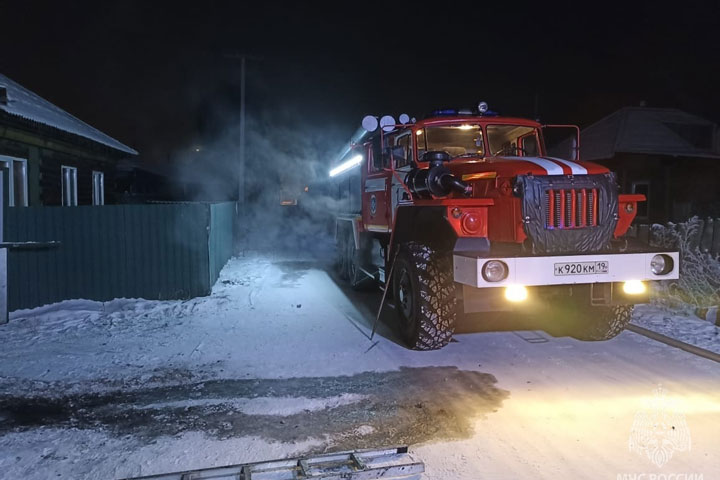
[394,241,457,350]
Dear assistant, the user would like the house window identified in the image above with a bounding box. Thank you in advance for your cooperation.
[632,180,650,219]
[0,156,29,207]
[92,171,105,205]
[62,166,78,206]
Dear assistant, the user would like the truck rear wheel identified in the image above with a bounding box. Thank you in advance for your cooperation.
[392,242,456,350]
[571,304,634,341]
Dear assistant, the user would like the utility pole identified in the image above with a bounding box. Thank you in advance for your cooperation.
[223,53,260,253]
[223,53,259,205]
[239,55,246,205]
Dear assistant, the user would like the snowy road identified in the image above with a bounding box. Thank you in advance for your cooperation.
[0,250,718,479]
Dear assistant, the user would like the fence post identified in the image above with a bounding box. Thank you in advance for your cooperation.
[710,218,720,257]
[0,170,6,324]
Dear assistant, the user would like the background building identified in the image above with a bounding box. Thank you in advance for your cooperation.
[0,73,137,207]
[552,107,720,223]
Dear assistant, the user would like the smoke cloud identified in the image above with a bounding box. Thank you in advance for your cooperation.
[172,107,356,258]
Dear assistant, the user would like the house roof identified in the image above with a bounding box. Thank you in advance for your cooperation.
[0,73,137,155]
[577,107,720,161]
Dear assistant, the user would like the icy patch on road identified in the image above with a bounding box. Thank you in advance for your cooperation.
[632,304,720,355]
[135,393,367,415]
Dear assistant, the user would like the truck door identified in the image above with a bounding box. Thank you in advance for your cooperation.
[390,132,414,225]
[363,136,392,232]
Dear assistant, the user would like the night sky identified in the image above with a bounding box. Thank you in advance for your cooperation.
[1,1,718,163]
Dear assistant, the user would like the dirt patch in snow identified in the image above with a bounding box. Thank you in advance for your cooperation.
[0,366,508,450]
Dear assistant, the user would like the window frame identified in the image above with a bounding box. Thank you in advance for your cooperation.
[486,124,542,157]
[393,131,413,168]
[416,124,486,160]
[631,180,651,220]
[61,165,78,206]
[92,170,105,206]
[0,155,29,207]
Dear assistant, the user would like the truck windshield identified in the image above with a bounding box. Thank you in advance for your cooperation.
[486,125,540,157]
[417,125,484,160]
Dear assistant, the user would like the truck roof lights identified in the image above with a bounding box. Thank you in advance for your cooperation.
[478,101,489,113]
[380,115,397,132]
[362,115,379,132]
[432,108,458,116]
[329,154,363,177]
[399,113,410,124]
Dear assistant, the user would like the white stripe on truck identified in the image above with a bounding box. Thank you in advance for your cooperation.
[500,156,564,175]
[547,157,588,175]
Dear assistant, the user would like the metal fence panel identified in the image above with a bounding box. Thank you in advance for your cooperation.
[208,202,235,286]
[5,202,235,312]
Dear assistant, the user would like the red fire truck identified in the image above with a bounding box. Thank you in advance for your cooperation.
[330,103,679,350]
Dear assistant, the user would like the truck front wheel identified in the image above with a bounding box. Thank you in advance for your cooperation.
[571,304,634,341]
[392,242,456,350]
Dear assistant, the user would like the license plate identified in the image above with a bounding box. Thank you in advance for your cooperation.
[554,261,609,276]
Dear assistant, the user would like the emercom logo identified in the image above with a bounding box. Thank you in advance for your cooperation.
[628,386,692,468]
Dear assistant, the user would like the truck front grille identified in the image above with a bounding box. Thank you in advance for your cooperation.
[545,188,598,229]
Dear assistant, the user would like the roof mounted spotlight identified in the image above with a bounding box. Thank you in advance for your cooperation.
[478,101,489,114]
[380,115,397,132]
[362,115,379,132]
[399,113,411,124]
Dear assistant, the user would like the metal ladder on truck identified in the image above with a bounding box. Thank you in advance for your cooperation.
[122,446,424,480]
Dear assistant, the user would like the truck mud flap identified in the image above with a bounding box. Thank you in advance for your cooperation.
[121,446,424,480]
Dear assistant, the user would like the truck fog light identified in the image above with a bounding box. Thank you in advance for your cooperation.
[650,254,673,275]
[505,284,528,302]
[482,260,508,282]
[623,280,646,295]
[461,213,481,234]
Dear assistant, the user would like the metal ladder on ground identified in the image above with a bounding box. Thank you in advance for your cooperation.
[122,446,424,480]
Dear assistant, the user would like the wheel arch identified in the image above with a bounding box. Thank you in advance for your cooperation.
[390,206,457,255]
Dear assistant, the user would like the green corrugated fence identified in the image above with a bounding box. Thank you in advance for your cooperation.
[5,202,236,311]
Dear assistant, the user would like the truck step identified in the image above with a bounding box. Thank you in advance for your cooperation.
[122,446,424,480]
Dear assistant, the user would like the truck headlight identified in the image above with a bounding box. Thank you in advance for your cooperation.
[650,254,673,275]
[482,260,508,282]
[623,280,646,295]
[505,285,528,302]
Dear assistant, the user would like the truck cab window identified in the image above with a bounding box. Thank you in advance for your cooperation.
[420,125,484,160]
[371,136,384,171]
[394,133,413,168]
[487,125,539,157]
[520,133,539,156]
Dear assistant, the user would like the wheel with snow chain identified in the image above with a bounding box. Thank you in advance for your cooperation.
[392,242,457,350]
[571,304,634,341]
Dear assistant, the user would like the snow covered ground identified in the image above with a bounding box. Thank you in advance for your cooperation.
[633,304,720,355]
[1,251,719,479]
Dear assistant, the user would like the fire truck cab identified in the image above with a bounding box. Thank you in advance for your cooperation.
[331,104,679,350]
